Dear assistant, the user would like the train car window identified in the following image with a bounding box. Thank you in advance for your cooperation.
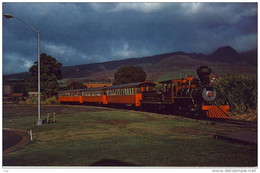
[163,85,167,92]
[137,87,141,93]
[142,85,146,92]
[167,84,171,92]
[173,84,177,96]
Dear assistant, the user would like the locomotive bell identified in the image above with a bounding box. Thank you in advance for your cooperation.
[196,66,212,85]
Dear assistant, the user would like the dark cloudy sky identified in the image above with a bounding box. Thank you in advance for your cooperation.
[3,2,257,74]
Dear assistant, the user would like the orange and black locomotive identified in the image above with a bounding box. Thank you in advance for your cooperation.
[141,66,229,118]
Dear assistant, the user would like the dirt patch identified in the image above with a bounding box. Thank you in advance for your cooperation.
[3,128,30,154]
[90,159,137,166]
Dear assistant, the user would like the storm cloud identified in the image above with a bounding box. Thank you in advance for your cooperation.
[3,2,257,74]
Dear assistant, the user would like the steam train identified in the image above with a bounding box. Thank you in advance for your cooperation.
[58,66,229,119]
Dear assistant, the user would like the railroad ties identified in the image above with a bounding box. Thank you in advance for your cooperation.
[202,105,230,119]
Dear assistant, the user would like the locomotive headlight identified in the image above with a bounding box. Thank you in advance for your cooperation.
[211,77,216,83]
[210,76,217,85]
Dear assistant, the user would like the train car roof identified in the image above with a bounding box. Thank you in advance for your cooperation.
[58,81,156,93]
[159,79,184,84]
[106,81,156,90]
[59,87,106,93]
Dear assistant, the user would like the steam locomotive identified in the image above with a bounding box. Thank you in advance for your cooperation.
[141,66,229,118]
[58,66,229,119]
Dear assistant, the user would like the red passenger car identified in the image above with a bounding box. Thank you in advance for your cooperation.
[58,87,107,105]
[105,81,156,106]
[82,87,107,104]
[58,89,84,104]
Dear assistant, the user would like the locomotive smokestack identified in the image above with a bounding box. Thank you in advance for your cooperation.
[196,66,212,85]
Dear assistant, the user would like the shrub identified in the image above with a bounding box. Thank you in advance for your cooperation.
[214,75,257,113]
[42,96,58,105]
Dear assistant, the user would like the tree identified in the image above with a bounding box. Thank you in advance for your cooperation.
[28,53,62,98]
[113,66,146,85]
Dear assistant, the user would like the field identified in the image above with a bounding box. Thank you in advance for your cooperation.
[3,104,257,166]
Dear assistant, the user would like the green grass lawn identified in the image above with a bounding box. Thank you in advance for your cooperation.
[3,105,257,166]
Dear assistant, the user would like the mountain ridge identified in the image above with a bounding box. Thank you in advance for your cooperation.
[4,46,257,82]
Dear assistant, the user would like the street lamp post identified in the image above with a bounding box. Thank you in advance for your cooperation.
[4,14,42,126]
